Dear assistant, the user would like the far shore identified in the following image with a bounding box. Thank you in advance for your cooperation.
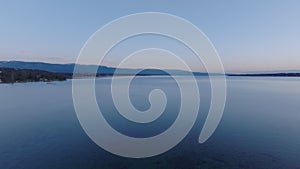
[1,73,300,84]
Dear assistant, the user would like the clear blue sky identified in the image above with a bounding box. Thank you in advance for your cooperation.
[0,0,299,72]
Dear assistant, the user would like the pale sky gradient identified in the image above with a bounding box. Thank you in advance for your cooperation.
[0,0,300,72]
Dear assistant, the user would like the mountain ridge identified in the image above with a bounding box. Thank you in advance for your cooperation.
[0,60,210,76]
[1,61,299,77]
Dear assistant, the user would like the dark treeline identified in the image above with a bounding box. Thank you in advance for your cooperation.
[0,68,72,83]
[1,67,299,84]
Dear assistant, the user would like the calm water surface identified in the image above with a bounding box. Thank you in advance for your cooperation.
[0,77,300,169]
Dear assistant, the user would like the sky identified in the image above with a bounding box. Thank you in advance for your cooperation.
[0,0,299,72]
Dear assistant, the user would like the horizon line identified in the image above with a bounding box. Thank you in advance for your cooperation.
[1,59,300,74]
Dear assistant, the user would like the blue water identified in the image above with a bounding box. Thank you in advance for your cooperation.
[0,77,300,169]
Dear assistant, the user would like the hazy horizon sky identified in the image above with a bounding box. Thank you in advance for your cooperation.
[0,0,299,72]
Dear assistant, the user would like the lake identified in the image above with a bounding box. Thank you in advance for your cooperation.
[0,76,300,169]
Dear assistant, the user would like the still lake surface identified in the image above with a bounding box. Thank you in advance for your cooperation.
[0,76,300,169]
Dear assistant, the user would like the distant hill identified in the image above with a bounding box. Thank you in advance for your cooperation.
[0,61,209,76]
[0,61,80,73]
[236,70,300,74]
[1,61,299,78]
